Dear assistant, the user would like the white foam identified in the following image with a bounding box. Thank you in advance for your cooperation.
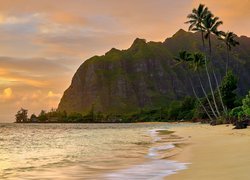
[148,144,175,158]
[148,129,166,142]
[104,129,189,179]
[104,160,188,180]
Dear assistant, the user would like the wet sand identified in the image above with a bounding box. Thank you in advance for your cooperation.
[167,124,250,180]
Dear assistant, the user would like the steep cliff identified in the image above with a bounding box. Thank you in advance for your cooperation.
[58,29,250,114]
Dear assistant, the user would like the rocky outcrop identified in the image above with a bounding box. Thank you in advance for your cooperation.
[58,29,250,114]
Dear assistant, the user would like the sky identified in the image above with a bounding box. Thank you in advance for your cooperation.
[0,0,249,122]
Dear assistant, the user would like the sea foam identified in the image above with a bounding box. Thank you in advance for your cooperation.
[104,129,189,180]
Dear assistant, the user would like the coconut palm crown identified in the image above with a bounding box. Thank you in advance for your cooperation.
[186,4,210,47]
[218,31,239,72]
[202,13,223,54]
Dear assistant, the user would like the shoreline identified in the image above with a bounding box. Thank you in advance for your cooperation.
[102,127,190,179]
[167,124,250,180]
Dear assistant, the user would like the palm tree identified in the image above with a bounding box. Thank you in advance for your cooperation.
[200,12,224,117]
[174,50,193,65]
[174,51,214,121]
[202,13,223,55]
[191,52,219,120]
[186,4,210,47]
[218,31,239,73]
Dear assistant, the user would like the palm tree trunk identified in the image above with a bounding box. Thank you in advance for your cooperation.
[205,57,221,117]
[226,45,229,74]
[201,31,205,47]
[208,34,212,55]
[198,72,218,119]
[206,35,221,118]
[213,70,227,115]
[189,77,213,122]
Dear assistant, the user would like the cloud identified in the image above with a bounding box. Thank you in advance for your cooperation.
[0,88,13,101]
[47,91,61,98]
[0,57,74,88]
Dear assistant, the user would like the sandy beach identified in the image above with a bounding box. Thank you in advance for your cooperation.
[167,124,250,180]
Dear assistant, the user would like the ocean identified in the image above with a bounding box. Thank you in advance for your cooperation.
[0,123,188,179]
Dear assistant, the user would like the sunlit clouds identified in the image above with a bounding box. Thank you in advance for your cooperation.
[0,0,249,122]
[0,88,13,100]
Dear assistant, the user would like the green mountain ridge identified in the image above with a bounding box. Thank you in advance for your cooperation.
[58,29,250,114]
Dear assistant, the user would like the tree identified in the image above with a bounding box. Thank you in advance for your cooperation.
[186,4,210,47]
[200,12,224,118]
[15,108,28,123]
[167,101,181,121]
[242,91,250,116]
[185,4,240,123]
[220,70,238,109]
[186,5,224,120]
[191,52,219,119]
[202,13,223,55]
[174,50,193,65]
[38,110,48,122]
[218,31,239,72]
[68,112,83,122]
[178,96,196,120]
[30,114,38,123]
[174,51,213,121]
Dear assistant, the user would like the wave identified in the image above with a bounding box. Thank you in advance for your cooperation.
[104,128,188,180]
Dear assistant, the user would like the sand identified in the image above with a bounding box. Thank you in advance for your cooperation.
[167,124,250,180]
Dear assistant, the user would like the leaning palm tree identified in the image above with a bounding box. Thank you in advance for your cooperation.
[191,52,219,120]
[218,31,239,73]
[201,12,224,117]
[202,13,223,55]
[174,51,213,121]
[186,4,210,47]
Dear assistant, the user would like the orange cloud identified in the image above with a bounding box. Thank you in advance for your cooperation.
[47,91,61,98]
[0,87,13,101]
[50,12,86,25]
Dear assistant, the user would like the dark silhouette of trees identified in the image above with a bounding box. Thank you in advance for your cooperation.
[15,108,28,123]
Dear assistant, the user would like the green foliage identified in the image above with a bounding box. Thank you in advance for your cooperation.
[67,112,83,122]
[242,91,250,116]
[178,96,196,120]
[38,110,48,122]
[18,96,199,123]
[218,31,239,51]
[229,106,244,119]
[167,101,182,120]
[229,91,250,121]
[220,70,238,109]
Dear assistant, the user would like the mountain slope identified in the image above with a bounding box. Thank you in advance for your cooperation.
[58,29,250,114]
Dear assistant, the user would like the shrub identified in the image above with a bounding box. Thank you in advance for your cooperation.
[242,91,250,116]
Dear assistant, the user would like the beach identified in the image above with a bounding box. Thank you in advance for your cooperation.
[168,124,250,180]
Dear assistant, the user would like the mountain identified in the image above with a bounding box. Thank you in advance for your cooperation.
[58,29,250,114]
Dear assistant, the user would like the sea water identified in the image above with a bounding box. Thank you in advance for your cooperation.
[0,123,188,179]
